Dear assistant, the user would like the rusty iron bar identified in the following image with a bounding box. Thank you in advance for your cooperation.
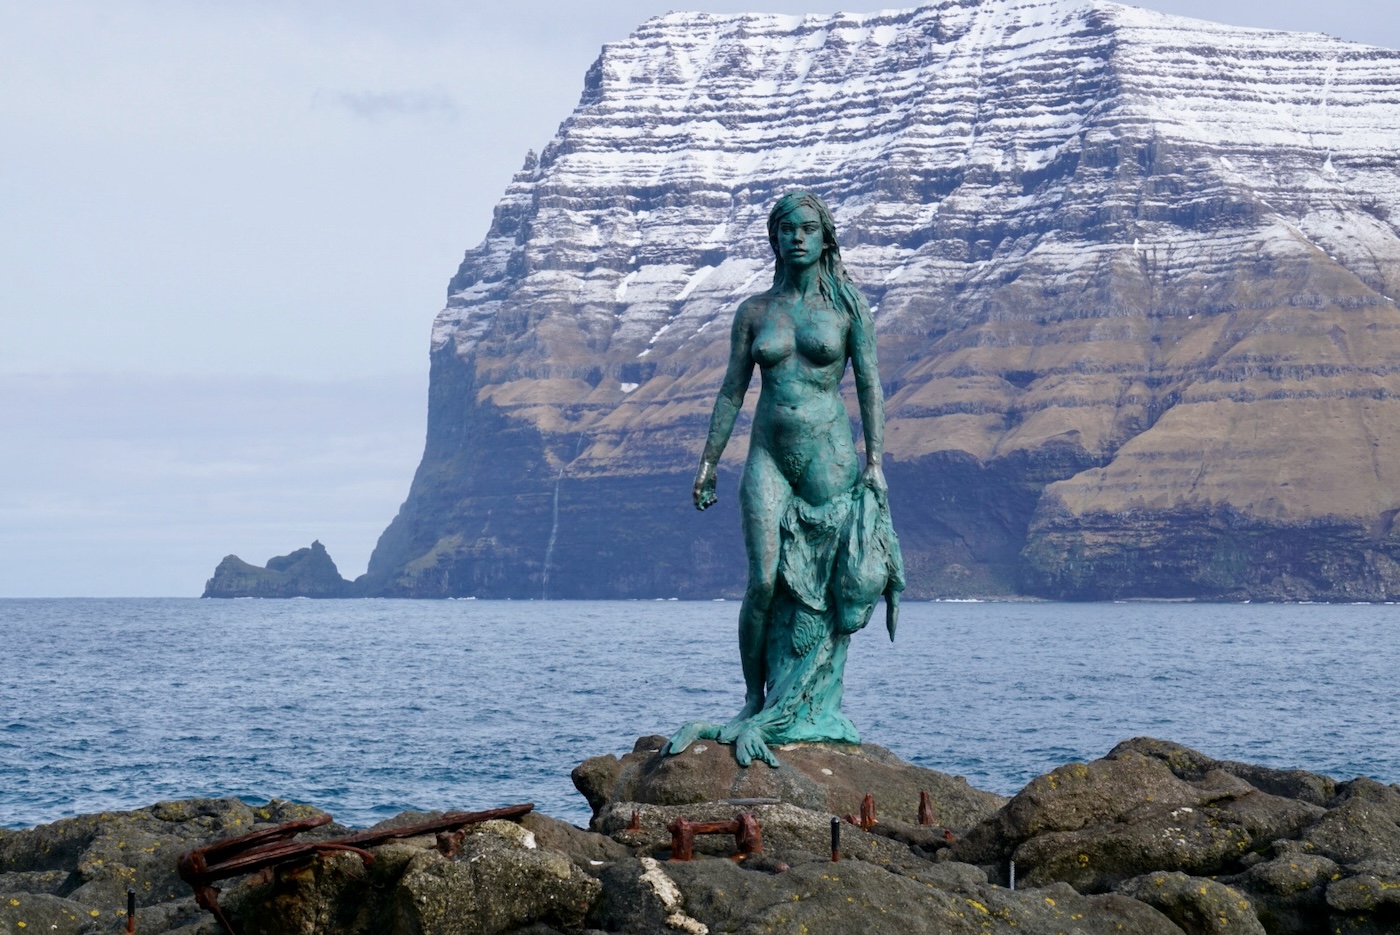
[918,791,934,826]
[627,809,641,832]
[177,803,533,935]
[666,812,762,862]
[830,816,840,862]
[126,888,135,935]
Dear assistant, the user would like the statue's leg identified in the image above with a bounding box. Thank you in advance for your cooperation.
[734,449,785,723]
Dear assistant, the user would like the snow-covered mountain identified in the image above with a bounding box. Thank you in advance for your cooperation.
[364,0,1400,600]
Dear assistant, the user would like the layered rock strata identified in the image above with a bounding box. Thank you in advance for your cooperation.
[360,0,1400,599]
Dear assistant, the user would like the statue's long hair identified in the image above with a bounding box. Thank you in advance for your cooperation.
[766,191,869,324]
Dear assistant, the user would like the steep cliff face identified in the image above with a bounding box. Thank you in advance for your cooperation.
[363,0,1400,600]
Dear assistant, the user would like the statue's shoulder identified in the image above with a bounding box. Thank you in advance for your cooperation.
[735,288,779,320]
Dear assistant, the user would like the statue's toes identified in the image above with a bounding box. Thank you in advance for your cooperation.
[734,729,778,769]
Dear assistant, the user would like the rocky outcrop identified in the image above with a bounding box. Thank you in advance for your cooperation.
[2,738,1397,933]
[0,797,333,934]
[202,541,352,598]
[353,0,1400,601]
[947,737,1400,934]
[572,734,1006,830]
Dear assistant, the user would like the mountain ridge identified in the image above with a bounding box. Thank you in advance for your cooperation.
[344,0,1400,600]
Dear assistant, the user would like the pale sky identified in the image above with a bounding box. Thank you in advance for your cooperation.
[1,0,1395,596]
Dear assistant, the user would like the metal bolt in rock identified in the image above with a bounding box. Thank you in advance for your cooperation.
[917,790,934,825]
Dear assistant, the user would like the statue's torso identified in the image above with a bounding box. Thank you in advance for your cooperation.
[743,293,858,494]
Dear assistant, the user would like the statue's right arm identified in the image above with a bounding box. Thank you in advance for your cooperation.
[694,302,756,510]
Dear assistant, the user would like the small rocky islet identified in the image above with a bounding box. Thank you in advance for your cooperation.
[2,737,1397,934]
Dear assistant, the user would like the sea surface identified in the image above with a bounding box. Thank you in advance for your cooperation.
[2,598,1397,830]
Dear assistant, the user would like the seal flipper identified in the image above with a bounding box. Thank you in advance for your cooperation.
[885,586,899,641]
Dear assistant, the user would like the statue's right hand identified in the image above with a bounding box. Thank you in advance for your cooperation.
[693,461,718,510]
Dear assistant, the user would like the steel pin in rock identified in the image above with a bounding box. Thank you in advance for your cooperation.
[127,888,135,935]
[830,816,840,862]
[859,793,876,831]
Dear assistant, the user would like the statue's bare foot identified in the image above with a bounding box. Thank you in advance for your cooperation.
[718,694,764,744]
[664,720,721,756]
[733,726,779,769]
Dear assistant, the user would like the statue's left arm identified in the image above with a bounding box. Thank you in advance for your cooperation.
[849,301,887,502]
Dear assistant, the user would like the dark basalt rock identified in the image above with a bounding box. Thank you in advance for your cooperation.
[0,797,333,935]
[572,734,1006,831]
[1118,871,1268,935]
[202,541,352,598]
[3,738,1397,934]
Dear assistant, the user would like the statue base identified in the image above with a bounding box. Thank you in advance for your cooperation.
[571,734,1005,832]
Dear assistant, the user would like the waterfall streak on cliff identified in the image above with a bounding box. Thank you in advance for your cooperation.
[541,464,566,600]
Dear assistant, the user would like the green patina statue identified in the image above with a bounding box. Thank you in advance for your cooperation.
[665,191,905,768]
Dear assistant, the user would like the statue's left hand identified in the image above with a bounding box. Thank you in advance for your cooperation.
[860,462,888,505]
[693,460,718,511]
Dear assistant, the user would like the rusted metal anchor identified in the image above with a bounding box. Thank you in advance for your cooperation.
[666,812,762,862]
[176,803,533,935]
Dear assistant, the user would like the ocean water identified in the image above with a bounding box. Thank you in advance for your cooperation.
[2,598,1397,831]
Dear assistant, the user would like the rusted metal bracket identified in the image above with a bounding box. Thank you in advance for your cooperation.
[666,812,762,862]
[176,803,533,935]
[843,793,877,831]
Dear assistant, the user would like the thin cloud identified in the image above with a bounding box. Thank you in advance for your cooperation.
[325,86,459,120]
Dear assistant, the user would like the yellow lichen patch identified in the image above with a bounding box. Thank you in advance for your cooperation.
[967,899,990,914]
[7,899,18,906]
[1078,853,1090,867]
[88,910,100,918]
[1044,897,1056,906]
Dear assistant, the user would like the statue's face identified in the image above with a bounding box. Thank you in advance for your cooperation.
[775,203,824,269]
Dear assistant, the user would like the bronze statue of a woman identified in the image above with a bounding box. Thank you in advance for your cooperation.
[666,191,904,768]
